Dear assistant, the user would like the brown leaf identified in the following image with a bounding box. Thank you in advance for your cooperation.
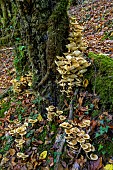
[78,97,84,106]
[32,140,43,146]
[48,156,54,167]
[0,154,2,159]
[27,162,33,170]
[9,148,16,156]
[41,166,50,170]
[88,157,103,170]
[35,126,44,134]
[11,157,16,166]
[91,120,97,130]
[64,100,69,108]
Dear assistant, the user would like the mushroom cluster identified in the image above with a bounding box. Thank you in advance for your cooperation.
[11,72,32,93]
[9,121,28,137]
[8,117,39,160]
[55,17,90,96]
[60,119,98,160]
[46,105,66,121]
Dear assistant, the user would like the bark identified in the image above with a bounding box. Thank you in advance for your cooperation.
[0,0,8,27]
[14,0,69,106]
[0,0,69,107]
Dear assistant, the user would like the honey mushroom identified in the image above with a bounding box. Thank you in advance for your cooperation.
[55,17,90,97]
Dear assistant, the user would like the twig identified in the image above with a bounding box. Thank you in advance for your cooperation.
[0,87,12,100]
[54,133,66,170]
[54,89,78,170]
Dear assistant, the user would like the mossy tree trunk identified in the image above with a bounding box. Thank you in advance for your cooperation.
[13,0,69,106]
[0,0,8,27]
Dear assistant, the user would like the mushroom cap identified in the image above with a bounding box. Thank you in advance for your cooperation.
[17,152,29,159]
[77,137,85,143]
[10,129,16,135]
[65,135,73,140]
[56,56,65,60]
[59,83,66,87]
[56,110,63,115]
[59,115,66,121]
[90,153,98,160]
[77,130,85,137]
[83,134,90,140]
[16,126,26,133]
[16,143,23,148]
[15,139,25,144]
[85,143,91,148]
[81,143,89,150]
[17,152,25,157]
[46,105,55,112]
[66,55,72,60]
[82,119,90,126]
[28,119,37,124]
[47,113,54,121]
[65,129,72,135]
[84,147,92,153]
[78,69,87,74]
[91,145,95,151]
[59,122,72,129]
[78,123,86,128]
[72,50,81,56]
[71,127,80,133]
[67,139,77,145]
[55,60,65,66]
[67,144,78,150]
[23,122,28,127]
[57,68,67,75]
[19,131,27,136]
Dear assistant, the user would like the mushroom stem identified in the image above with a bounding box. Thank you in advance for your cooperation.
[76,146,82,159]
[68,89,79,120]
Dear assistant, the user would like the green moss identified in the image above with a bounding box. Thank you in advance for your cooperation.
[0,100,11,118]
[85,52,113,109]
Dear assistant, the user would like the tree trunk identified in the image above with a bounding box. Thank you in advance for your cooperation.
[13,0,69,106]
[1,0,8,27]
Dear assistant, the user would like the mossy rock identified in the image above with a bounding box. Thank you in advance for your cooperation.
[85,52,113,109]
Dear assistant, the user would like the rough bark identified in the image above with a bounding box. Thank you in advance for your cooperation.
[0,0,8,27]
[13,0,69,106]
[0,0,69,108]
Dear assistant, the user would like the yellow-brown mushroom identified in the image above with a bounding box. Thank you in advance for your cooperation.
[83,134,90,140]
[59,115,66,121]
[90,153,98,160]
[77,137,85,143]
[82,119,91,126]
[77,130,85,137]
[59,122,72,129]
[16,126,26,134]
[67,139,77,145]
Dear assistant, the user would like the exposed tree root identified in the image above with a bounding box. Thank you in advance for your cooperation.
[54,89,79,170]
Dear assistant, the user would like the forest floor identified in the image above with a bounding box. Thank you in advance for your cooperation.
[0,0,113,170]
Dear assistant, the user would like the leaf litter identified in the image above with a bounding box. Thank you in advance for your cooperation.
[0,0,113,169]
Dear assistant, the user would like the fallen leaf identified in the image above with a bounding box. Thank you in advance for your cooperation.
[78,97,84,106]
[41,166,50,170]
[88,157,103,170]
[37,114,43,121]
[1,157,9,165]
[39,151,47,160]
[9,148,16,156]
[48,156,54,167]
[11,157,16,166]
[83,79,89,88]
[104,164,113,170]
